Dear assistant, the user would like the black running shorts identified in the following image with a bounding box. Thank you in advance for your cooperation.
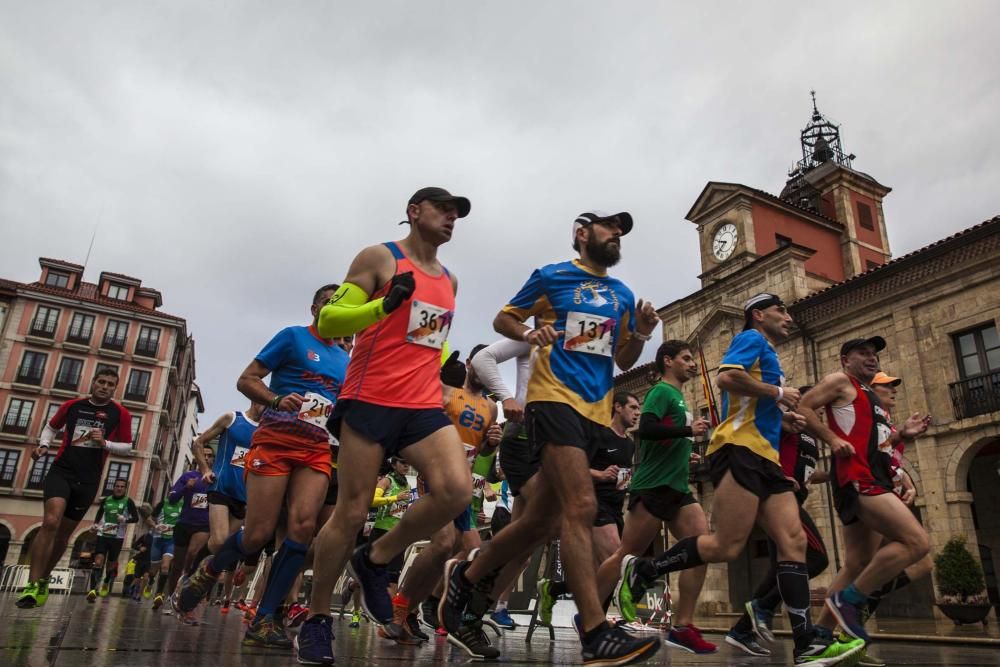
[708,444,795,501]
[525,401,604,461]
[172,521,208,548]
[498,423,539,497]
[43,466,100,522]
[328,399,452,457]
[627,486,698,523]
[207,491,247,521]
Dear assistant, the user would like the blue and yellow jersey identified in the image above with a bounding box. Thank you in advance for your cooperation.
[502,260,635,425]
[707,329,785,463]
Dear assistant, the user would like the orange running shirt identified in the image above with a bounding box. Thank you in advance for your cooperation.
[444,386,493,458]
[339,242,455,409]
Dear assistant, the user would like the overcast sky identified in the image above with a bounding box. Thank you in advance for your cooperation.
[2,1,998,426]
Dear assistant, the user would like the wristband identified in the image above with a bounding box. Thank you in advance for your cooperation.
[521,329,533,342]
[270,394,284,410]
[775,386,784,402]
[633,330,652,342]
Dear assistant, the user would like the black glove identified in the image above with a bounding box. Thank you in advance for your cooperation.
[440,350,466,388]
[383,271,416,313]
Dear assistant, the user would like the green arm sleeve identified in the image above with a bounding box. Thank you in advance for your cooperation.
[317,282,389,338]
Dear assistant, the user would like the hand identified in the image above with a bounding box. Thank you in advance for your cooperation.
[201,470,217,485]
[156,523,168,534]
[829,437,856,458]
[785,475,801,492]
[691,418,711,437]
[440,350,466,388]
[397,491,412,503]
[901,488,916,506]
[89,428,106,445]
[776,386,801,410]
[808,469,830,485]
[526,325,560,347]
[90,524,100,533]
[635,299,659,336]
[185,476,198,489]
[484,484,497,502]
[383,271,416,313]
[900,413,932,440]
[117,514,127,523]
[31,445,49,461]
[603,465,620,482]
[689,452,702,465]
[279,393,305,412]
[486,423,503,447]
[501,398,524,423]
[782,411,807,433]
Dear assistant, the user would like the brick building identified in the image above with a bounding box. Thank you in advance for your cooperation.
[0,258,201,567]
[616,100,1000,620]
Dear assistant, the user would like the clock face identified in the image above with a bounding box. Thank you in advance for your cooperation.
[712,223,738,261]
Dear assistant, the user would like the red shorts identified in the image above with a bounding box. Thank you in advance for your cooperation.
[244,440,332,478]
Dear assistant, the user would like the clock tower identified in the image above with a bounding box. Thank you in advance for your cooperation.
[688,94,892,290]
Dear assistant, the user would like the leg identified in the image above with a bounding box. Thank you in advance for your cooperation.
[852,493,931,594]
[591,523,620,569]
[758,491,812,650]
[29,498,70,581]
[596,500,662,602]
[185,531,210,574]
[398,523,460,607]
[44,516,80,576]
[816,522,882,628]
[208,503,233,553]
[666,502,710,628]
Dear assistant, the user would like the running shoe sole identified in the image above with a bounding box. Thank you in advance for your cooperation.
[664,634,718,654]
[746,599,776,643]
[583,637,661,667]
[612,555,637,622]
[345,555,394,632]
[437,558,466,635]
[724,634,771,657]
[825,597,869,643]
[293,633,335,665]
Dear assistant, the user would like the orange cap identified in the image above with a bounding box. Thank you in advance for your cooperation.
[871,371,901,386]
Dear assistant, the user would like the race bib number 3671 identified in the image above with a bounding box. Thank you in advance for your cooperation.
[407,301,452,350]
[564,311,615,357]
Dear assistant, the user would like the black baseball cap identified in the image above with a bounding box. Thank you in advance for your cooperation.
[572,211,634,244]
[840,336,886,357]
[742,292,785,331]
[408,187,471,218]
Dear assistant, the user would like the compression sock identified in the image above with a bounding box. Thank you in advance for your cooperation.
[256,538,308,618]
[653,536,704,575]
[776,561,813,652]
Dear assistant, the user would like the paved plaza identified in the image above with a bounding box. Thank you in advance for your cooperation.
[3,594,998,666]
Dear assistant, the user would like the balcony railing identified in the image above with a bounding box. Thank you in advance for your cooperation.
[2,418,30,435]
[950,371,1000,420]
[66,332,92,345]
[29,323,57,338]
[124,389,149,403]
[134,342,159,358]
[102,336,127,351]
[53,377,79,391]
[15,370,44,385]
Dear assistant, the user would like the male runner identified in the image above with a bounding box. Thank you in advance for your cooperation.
[17,368,133,609]
[192,403,262,611]
[593,341,717,654]
[148,494,184,609]
[86,478,139,601]
[165,451,214,616]
[440,210,662,666]
[295,187,473,666]
[798,338,931,643]
[727,386,831,656]
[614,294,863,665]
[175,285,348,648]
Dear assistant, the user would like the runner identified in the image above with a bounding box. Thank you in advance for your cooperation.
[592,341,717,654]
[295,187,473,666]
[798,343,931,645]
[165,451,214,617]
[191,403,263,613]
[16,367,134,609]
[613,293,863,665]
[369,457,414,599]
[440,210,662,666]
[86,478,140,601]
[174,284,348,648]
[148,494,184,609]
[726,386,830,656]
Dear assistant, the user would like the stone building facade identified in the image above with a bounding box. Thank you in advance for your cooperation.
[616,103,1000,620]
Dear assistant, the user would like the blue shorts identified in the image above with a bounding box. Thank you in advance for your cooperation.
[328,399,452,457]
[151,536,175,562]
[453,505,473,532]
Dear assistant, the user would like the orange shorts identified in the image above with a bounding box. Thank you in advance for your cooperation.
[243,440,332,478]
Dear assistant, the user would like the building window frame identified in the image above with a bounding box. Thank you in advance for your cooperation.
[857,201,875,231]
[45,271,70,289]
[54,356,85,391]
[30,305,60,338]
[949,323,1000,420]
[0,449,21,487]
[102,319,129,351]
[107,283,130,301]
[27,453,55,490]
[130,415,142,443]
[124,369,152,402]
[102,461,132,495]
[67,312,95,344]
[16,350,48,385]
[953,324,1000,380]
[2,398,35,435]
[134,326,161,358]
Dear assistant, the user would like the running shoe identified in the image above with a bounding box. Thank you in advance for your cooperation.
[447,620,500,660]
[152,594,164,610]
[794,636,865,666]
[87,589,97,603]
[221,599,231,615]
[439,558,475,634]
[490,607,517,630]
[287,602,309,628]
[746,598,776,643]
[614,555,658,624]
[349,610,361,628]
[857,649,887,667]
[143,583,153,599]
[35,577,50,607]
[435,626,448,637]
[421,596,439,631]
[379,595,421,645]
[99,583,110,597]
[665,624,717,654]
[15,581,38,609]
[537,578,556,625]
[725,630,771,656]
[344,544,393,625]
[235,598,249,612]
[580,622,661,666]
[407,612,429,641]
[243,613,292,649]
[244,606,257,623]
[212,598,222,606]
[163,607,173,616]
[175,559,218,613]
[826,591,871,643]
[295,614,336,665]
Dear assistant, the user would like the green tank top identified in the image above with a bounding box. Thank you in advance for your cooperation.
[470,451,497,513]
[158,498,183,539]
[373,473,410,531]
[100,495,130,538]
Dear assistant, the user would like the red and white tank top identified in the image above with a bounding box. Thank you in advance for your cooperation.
[339,242,455,409]
[825,375,893,489]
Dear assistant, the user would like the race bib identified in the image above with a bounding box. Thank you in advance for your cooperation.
[191,493,209,509]
[563,311,615,357]
[298,392,333,429]
[616,467,633,491]
[230,446,249,468]
[406,301,452,349]
[803,465,816,484]
[101,522,118,536]
[876,423,894,452]
[472,473,488,499]
[390,500,409,519]
[71,425,103,448]
[463,443,477,467]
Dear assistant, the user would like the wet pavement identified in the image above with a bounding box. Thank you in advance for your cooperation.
[3,594,998,666]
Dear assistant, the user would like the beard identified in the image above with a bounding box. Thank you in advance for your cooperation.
[587,234,621,267]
